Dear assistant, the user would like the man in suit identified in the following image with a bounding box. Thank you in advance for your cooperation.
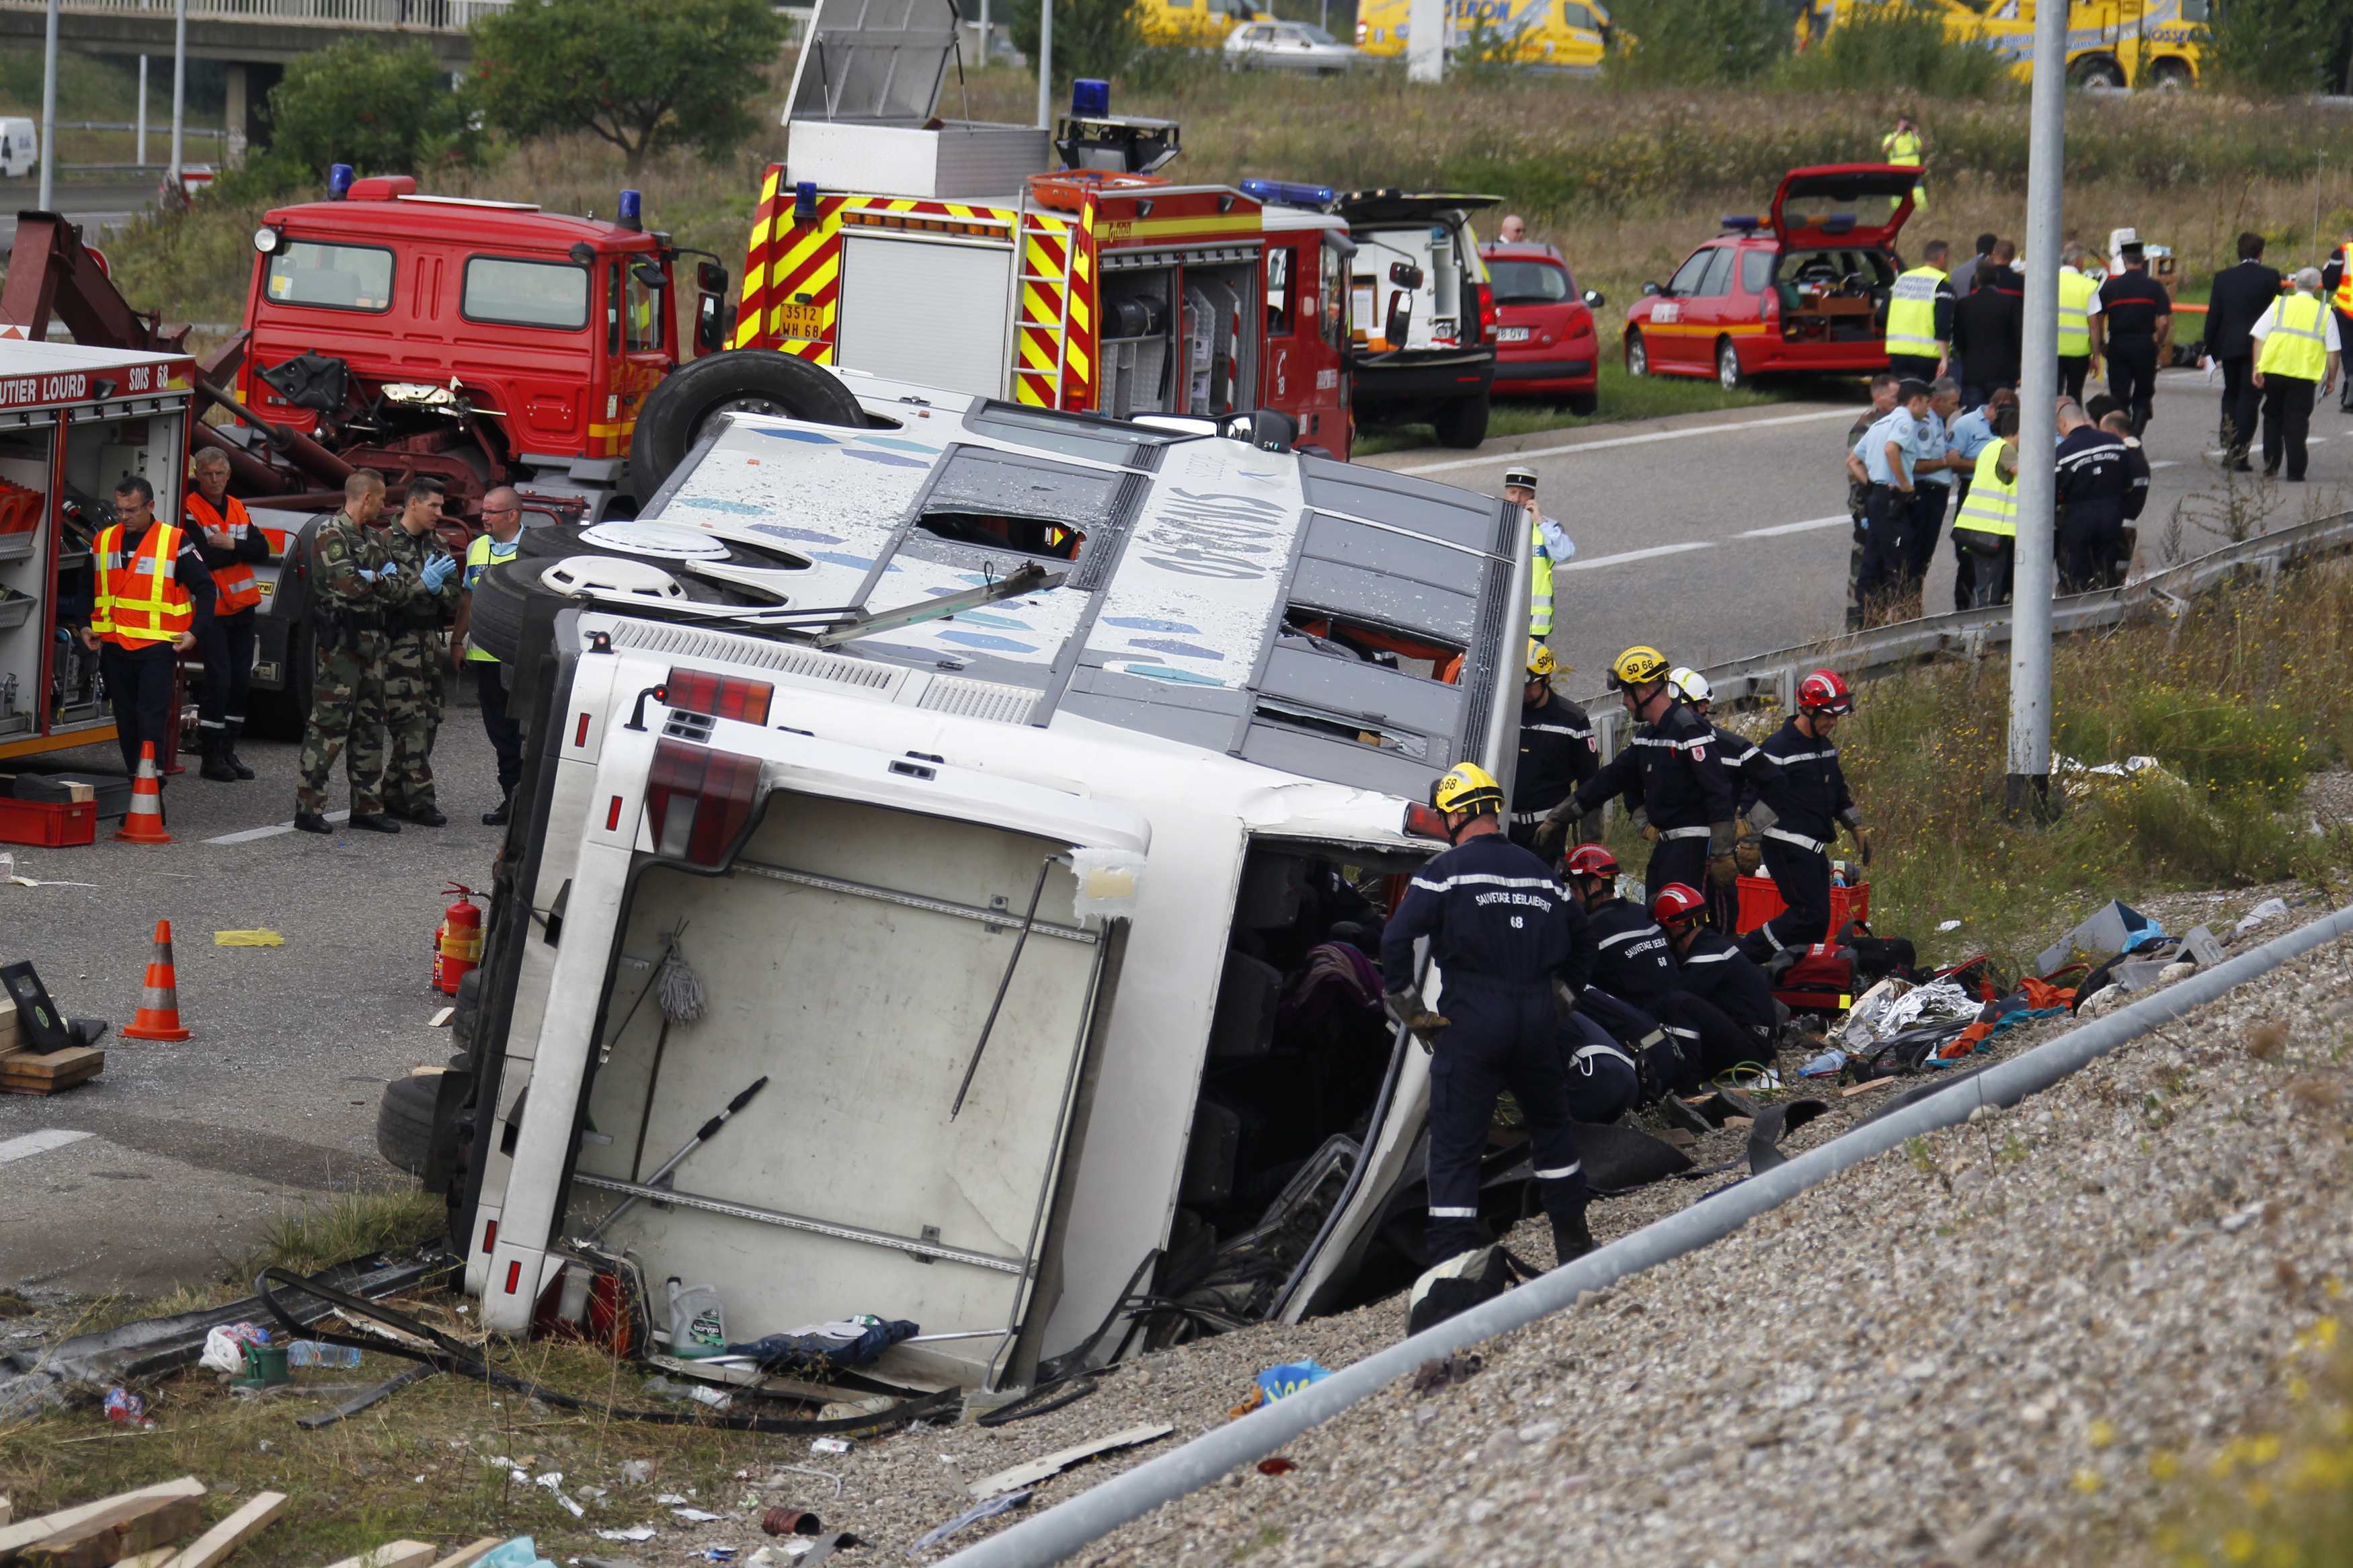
[1951,239,2022,409]
[2209,231,2283,469]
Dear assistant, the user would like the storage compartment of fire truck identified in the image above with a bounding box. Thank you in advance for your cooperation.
[1096,256,1261,421]
[1774,247,1896,345]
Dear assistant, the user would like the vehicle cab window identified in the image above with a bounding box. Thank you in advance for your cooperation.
[1665,248,1712,296]
[1266,245,1295,337]
[1695,247,1736,297]
[463,256,590,330]
[625,264,663,352]
[1738,247,1775,295]
[1561,1,1595,25]
[266,240,395,313]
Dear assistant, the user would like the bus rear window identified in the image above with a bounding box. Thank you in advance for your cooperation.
[464,256,590,331]
[265,241,394,313]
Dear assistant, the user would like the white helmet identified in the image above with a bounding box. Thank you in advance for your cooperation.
[1668,666,1712,706]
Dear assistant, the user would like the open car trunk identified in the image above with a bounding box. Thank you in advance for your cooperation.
[1769,164,1918,251]
[561,757,1146,1390]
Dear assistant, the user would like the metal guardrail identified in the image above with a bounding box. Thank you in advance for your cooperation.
[1579,507,2353,757]
[0,0,509,30]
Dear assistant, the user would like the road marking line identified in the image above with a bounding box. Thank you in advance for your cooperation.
[1396,407,1860,475]
[0,1129,93,1167]
[2151,460,2180,470]
[208,810,350,845]
[1738,513,1851,538]
[1557,540,1714,572]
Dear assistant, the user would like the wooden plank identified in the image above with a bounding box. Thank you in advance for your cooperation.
[18,1493,202,1568]
[0,1481,206,1563]
[118,1548,177,1568]
[1841,1077,1897,1098]
[156,1495,285,1568]
[0,1046,103,1081]
[316,1542,434,1568]
[422,1540,500,1568]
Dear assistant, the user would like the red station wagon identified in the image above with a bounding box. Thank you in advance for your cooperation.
[1477,240,1604,415]
[1621,164,1919,391]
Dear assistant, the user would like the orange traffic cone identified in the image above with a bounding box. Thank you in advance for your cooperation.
[122,919,192,1042]
[114,742,171,845]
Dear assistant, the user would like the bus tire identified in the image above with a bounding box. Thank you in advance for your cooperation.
[625,350,867,504]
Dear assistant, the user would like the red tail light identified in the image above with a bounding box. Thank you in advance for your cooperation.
[644,739,762,867]
[1404,802,1450,841]
[664,665,773,725]
[1477,282,1497,342]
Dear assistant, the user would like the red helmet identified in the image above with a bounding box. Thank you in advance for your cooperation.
[1798,668,1855,716]
[1652,883,1708,926]
[1562,843,1620,880]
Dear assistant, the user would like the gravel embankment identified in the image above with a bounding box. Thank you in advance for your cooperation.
[613,885,2346,1564]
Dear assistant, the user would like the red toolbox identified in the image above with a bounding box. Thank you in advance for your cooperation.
[0,797,97,848]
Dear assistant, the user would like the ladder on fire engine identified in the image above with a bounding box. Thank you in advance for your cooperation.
[1008,189,1078,410]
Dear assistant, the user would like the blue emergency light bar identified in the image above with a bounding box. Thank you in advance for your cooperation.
[1071,78,1111,116]
[1241,179,1336,210]
[1720,213,1760,231]
[618,188,643,231]
[328,163,354,200]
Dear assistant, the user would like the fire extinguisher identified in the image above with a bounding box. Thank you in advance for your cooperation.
[433,883,483,995]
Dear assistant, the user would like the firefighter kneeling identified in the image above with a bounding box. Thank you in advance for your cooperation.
[1382,762,1595,1320]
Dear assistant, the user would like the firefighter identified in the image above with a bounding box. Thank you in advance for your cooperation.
[2054,399,2131,591]
[2323,227,2353,414]
[378,476,462,826]
[1541,646,1737,906]
[1511,639,1598,852]
[1739,669,1867,972]
[1950,405,2020,608]
[1882,113,1926,213]
[2091,240,2171,438]
[1505,466,1570,638]
[185,447,267,782]
[80,474,213,790]
[1380,763,1594,1270]
[452,485,526,824]
[2252,267,2342,484]
[2055,243,2102,404]
[1654,883,1780,1067]
[1558,845,1750,1092]
[1884,239,1954,384]
[294,470,401,836]
[1667,666,1779,931]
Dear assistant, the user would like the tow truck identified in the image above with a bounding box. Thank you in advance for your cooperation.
[1795,0,2206,89]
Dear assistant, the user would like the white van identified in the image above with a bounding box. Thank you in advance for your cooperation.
[426,372,1534,1390]
[0,118,37,179]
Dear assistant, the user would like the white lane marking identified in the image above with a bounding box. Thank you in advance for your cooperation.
[208,809,350,845]
[2151,460,2180,470]
[0,1129,93,1167]
[1738,513,1850,538]
[1556,540,1715,572]
[1396,407,1861,475]
[2311,437,2331,446]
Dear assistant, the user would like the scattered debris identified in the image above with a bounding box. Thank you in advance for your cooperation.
[667,1511,720,1526]
[759,1512,821,1538]
[908,1491,1032,1555]
[533,1476,584,1520]
[1254,1362,1330,1402]
[2236,897,2290,935]
[210,931,283,948]
[592,1529,657,1545]
[807,1440,850,1456]
[100,1389,151,1429]
[157,1491,286,1568]
[1410,1354,1484,1395]
[297,1366,436,1432]
[1255,1458,1298,1476]
[617,1463,653,1485]
[965,1424,1173,1498]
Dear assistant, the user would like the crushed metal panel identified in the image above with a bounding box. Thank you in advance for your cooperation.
[1297,456,1513,556]
[1258,645,1464,737]
[1300,512,1488,597]
[1238,721,1441,796]
[1287,557,1478,646]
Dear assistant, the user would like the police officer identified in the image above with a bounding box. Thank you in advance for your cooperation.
[378,476,462,826]
[2055,243,2102,403]
[2092,240,2171,437]
[1884,239,1954,384]
[294,470,401,836]
[185,448,266,782]
[81,474,212,790]
[1511,639,1597,851]
[1844,380,1935,625]
[1380,763,1594,1270]
[452,485,526,823]
[1667,667,1778,931]
[1843,372,1900,630]
[1739,669,1868,971]
[1505,466,1570,640]
[1654,883,1780,1067]
[1558,846,1751,1092]
[1950,405,2020,608]
[1541,646,1737,907]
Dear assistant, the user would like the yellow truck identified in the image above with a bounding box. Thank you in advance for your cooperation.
[1140,0,1275,47]
[1795,0,2207,89]
[1355,0,1611,70]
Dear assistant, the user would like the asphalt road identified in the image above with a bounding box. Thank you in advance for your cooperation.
[0,177,158,249]
[1363,367,2353,687]
[5,364,2349,1303]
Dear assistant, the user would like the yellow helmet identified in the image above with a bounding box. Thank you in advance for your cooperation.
[1609,645,1671,691]
[1431,761,1505,818]
[1526,639,1558,680]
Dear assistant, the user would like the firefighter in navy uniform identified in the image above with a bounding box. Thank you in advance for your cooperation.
[185,447,268,782]
[1558,846,1753,1094]
[1739,669,1870,971]
[1510,640,1599,850]
[1668,666,1780,932]
[1540,645,1738,909]
[1380,763,1595,1271]
[1654,883,1781,1068]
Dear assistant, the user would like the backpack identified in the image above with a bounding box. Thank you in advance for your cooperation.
[1405,1245,1540,1337]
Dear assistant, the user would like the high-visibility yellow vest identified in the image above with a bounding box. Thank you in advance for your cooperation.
[2258,293,2331,382]
[1952,444,2018,540]
[185,492,262,614]
[2335,244,2353,316]
[463,532,519,663]
[2057,267,2097,358]
[1528,515,1554,638]
[1882,129,1923,169]
[92,521,194,647]
[1884,265,1946,358]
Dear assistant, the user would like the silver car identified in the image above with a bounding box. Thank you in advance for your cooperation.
[1223,19,1363,72]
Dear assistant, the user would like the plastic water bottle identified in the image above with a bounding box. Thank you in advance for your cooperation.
[285,1340,362,1368]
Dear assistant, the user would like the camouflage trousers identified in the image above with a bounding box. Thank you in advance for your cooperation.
[383,629,446,814]
[297,629,389,815]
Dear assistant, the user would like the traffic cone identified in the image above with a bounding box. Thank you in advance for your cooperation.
[122,919,192,1042]
[114,742,171,845]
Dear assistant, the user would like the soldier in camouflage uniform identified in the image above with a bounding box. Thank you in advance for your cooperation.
[294,470,402,836]
[378,475,461,826]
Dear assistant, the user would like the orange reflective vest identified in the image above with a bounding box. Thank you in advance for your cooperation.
[185,491,262,614]
[91,520,194,648]
[2336,244,2353,317]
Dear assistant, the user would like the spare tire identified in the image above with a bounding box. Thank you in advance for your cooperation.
[626,349,867,503]
[376,1073,440,1177]
[465,561,559,666]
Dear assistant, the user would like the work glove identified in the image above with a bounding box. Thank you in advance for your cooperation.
[1852,828,1874,868]
[421,553,457,592]
[1708,852,1739,890]
[1640,822,1662,845]
[377,560,400,578]
[1533,814,1567,856]
[1383,989,1451,1054]
[1734,834,1763,876]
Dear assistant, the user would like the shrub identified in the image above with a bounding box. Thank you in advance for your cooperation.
[2204,0,2353,97]
[253,38,479,194]
[1601,0,1789,86]
[1772,0,2016,99]
[1010,0,1149,92]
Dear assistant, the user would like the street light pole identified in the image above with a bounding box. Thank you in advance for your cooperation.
[2007,0,2069,819]
[1034,0,1051,130]
[137,56,148,169]
[36,0,58,211]
[169,0,186,194]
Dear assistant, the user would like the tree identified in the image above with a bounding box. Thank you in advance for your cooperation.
[471,0,788,174]
[264,38,477,186]
[2205,0,2353,95]
[1010,0,1147,91]
[1603,0,1788,86]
